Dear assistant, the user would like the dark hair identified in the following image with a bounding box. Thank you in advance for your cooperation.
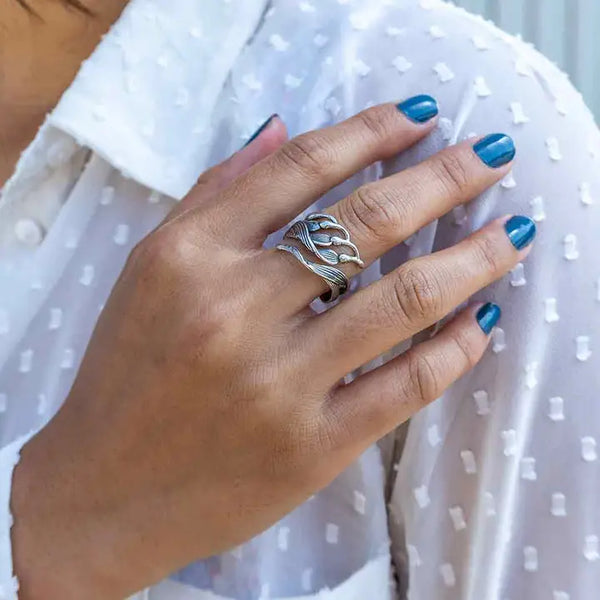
[17,0,92,14]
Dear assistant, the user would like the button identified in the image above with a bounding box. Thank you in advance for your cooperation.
[14,218,44,246]
[46,138,77,168]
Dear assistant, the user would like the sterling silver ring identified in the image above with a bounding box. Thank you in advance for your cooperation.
[283,213,364,268]
[276,244,349,303]
[276,213,362,303]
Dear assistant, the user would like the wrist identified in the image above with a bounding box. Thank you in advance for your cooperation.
[10,425,115,600]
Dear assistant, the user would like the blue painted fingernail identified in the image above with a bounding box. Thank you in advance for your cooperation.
[505,215,537,250]
[244,114,278,147]
[477,302,501,335]
[473,133,516,168]
[397,94,439,123]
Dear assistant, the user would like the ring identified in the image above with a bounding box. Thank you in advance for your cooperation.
[283,213,364,268]
[276,213,362,303]
[276,244,349,303]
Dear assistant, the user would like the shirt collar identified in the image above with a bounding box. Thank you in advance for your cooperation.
[4,0,268,204]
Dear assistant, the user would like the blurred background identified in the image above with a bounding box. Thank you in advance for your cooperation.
[454,0,600,117]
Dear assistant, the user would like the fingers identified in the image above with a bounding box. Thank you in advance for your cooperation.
[268,133,515,311]
[213,98,440,244]
[325,303,500,448]
[166,115,288,222]
[303,215,535,384]
[332,133,515,266]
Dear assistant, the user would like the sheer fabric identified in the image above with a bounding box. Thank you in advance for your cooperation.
[0,1,599,598]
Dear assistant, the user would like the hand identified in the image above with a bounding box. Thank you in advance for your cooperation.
[12,102,533,599]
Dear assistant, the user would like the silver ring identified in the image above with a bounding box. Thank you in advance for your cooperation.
[277,212,362,303]
[284,213,364,268]
[276,244,349,302]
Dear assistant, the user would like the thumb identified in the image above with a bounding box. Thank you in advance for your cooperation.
[170,115,288,219]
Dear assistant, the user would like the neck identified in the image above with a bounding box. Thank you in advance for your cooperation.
[0,0,129,186]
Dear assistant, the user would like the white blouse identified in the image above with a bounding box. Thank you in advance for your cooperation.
[1,1,600,599]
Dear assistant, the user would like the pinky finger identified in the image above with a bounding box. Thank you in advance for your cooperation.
[327,302,501,449]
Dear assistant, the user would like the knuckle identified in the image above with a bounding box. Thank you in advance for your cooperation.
[471,232,503,275]
[391,264,445,325]
[278,133,336,179]
[449,326,482,371]
[127,238,149,269]
[407,352,441,406]
[127,233,169,272]
[142,229,194,270]
[194,163,220,189]
[355,106,397,144]
[431,151,471,197]
[341,184,399,244]
[126,229,208,308]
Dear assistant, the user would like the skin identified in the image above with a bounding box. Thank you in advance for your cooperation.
[2,3,533,598]
[11,103,532,598]
[0,0,129,185]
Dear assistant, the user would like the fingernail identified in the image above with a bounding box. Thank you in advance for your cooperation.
[505,215,537,250]
[244,114,278,147]
[397,94,439,123]
[477,302,501,335]
[473,133,516,168]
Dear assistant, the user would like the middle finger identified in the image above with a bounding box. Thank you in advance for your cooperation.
[264,133,515,313]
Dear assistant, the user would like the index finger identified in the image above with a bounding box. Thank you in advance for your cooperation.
[205,96,440,246]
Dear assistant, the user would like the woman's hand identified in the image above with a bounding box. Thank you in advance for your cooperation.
[12,100,534,599]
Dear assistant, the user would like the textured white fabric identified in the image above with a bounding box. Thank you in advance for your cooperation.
[1,0,600,598]
[142,554,392,600]
[0,432,35,600]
